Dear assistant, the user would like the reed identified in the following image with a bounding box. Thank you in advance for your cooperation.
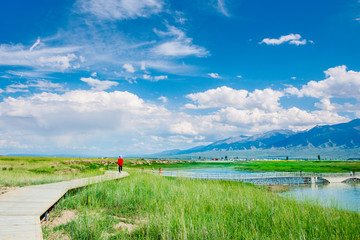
[44,170,360,240]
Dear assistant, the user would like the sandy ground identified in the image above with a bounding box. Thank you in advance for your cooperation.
[44,210,78,228]
[43,210,77,240]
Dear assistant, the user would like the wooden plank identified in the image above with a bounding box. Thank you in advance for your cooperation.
[0,171,129,240]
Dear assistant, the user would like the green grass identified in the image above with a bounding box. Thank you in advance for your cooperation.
[0,156,111,187]
[43,170,360,240]
[2,156,360,187]
[236,160,360,173]
[0,156,196,187]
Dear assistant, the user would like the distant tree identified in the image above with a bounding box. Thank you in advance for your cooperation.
[225,155,228,160]
[317,155,321,161]
[286,156,289,160]
[199,156,201,160]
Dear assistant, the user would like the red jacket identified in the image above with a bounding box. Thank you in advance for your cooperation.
[117,158,124,166]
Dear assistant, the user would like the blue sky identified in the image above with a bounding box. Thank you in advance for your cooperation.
[0,0,360,156]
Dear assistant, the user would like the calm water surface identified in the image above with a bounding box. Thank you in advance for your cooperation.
[282,183,360,213]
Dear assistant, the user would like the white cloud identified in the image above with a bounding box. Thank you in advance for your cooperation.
[174,11,187,24]
[217,0,230,17]
[237,75,242,78]
[143,74,152,80]
[0,89,176,154]
[153,40,209,57]
[141,74,167,81]
[29,37,41,52]
[314,98,338,111]
[170,121,198,135]
[91,72,97,77]
[214,107,348,133]
[209,73,221,79]
[291,76,296,80]
[152,25,209,57]
[39,54,78,71]
[176,18,187,24]
[260,34,310,46]
[154,75,167,81]
[186,86,284,111]
[286,65,360,100]
[158,96,168,103]
[122,63,135,73]
[2,80,65,93]
[0,83,353,155]
[140,61,146,70]
[77,0,164,20]
[0,43,80,72]
[80,77,118,91]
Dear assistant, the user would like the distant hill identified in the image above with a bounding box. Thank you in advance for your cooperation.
[156,119,360,157]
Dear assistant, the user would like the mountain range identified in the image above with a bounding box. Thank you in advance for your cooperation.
[157,119,360,156]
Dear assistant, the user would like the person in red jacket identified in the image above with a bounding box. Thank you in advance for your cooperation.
[117,156,124,173]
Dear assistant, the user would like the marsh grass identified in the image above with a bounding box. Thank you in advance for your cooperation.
[43,170,360,240]
[0,156,109,187]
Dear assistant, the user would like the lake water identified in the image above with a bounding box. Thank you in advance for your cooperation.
[165,168,360,213]
[282,183,360,213]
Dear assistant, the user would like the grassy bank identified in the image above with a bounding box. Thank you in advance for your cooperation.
[0,156,195,187]
[0,156,109,187]
[43,170,360,240]
[236,160,360,173]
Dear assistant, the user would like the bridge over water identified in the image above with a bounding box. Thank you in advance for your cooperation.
[161,171,360,185]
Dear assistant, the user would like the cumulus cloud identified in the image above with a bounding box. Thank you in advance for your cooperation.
[123,63,135,73]
[286,65,360,100]
[0,90,174,153]
[185,86,284,111]
[80,77,118,91]
[170,121,198,135]
[77,0,164,20]
[0,83,352,155]
[214,107,348,133]
[208,73,221,79]
[152,25,209,57]
[260,34,310,46]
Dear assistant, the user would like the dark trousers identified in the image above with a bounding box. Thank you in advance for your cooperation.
[118,165,122,172]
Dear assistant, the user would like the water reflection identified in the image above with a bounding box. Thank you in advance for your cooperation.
[282,183,360,212]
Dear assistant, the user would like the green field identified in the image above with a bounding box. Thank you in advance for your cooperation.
[236,160,360,173]
[42,170,360,240]
[0,156,195,187]
[2,157,360,239]
[0,156,108,187]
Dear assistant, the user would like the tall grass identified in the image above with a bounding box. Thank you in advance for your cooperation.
[44,170,360,239]
[0,156,109,187]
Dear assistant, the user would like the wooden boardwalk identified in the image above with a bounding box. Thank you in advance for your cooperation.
[0,171,129,240]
